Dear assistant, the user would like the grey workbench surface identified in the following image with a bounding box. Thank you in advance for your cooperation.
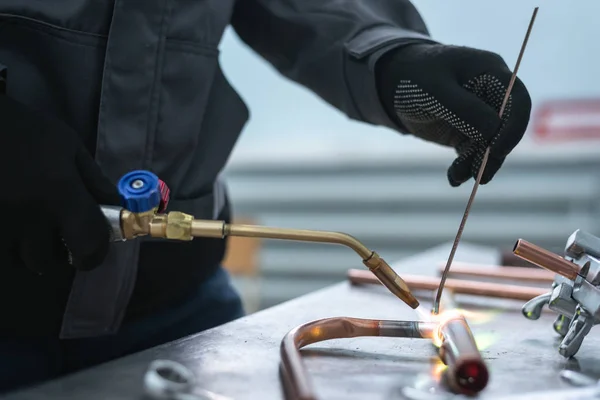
[4,243,600,400]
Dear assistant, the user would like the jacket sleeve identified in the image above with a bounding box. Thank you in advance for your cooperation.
[230,0,439,131]
[0,63,6,94]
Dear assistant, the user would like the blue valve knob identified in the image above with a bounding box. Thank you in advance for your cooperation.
[118,170,161,213]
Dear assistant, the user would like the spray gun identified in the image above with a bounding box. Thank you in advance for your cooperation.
[102,170,419,309]
[512,230,600,358]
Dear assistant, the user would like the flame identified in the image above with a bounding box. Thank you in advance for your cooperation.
[430,309,464,347]
[458,309,499,325]
[431,359,448,381]
[417,305,500,349]
[309,326,323,339]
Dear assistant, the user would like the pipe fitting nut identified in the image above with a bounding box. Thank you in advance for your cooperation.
[165,211,194,241]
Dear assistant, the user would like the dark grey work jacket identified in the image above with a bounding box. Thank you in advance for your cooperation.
[0,0,435,338]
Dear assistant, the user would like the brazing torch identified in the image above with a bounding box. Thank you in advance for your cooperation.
[100,170,419,309]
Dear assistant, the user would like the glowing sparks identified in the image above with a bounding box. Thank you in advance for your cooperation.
[473,332,500,350]
[431,359,448,381]
[415,305,433,321]
[309,326,323,338]
[415,305,500,349]
[414,291,501,351]
[451,309,499,326]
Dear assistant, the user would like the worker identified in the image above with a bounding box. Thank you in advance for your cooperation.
[0,0,531,393]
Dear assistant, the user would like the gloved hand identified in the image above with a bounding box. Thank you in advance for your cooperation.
[0,94,119,273]
[376,43,532,187]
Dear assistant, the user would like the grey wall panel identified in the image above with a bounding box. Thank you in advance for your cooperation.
[224,156,600,309]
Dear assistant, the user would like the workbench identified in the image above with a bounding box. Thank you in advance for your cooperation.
[4,243,600,399]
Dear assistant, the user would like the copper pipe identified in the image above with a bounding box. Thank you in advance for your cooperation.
[436,313,489,395]
[280,317,436,400]
[513,239,581,280]
[348,269,547,301]
[436,262,555,283]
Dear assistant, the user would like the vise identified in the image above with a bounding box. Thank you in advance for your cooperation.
[513,230,600,358]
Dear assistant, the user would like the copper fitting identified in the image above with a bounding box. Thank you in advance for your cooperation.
[513,239,581,280]
[280,317,436,400]
[436,262,555,283]
[348,269,547,301]
[436,313,489,395]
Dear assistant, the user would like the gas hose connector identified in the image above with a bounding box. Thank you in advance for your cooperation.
[149,211,194,241]
[101,170,171,241]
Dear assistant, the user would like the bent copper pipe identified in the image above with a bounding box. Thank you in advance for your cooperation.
[513,239,581,280]
[280,314,489,399]
[436,262,554,283]
[280,317,436,400]
[348,269,547,301]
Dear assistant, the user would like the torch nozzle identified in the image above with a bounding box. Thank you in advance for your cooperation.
[363,253,420,309]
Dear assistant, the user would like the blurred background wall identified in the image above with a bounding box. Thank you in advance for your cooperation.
[216,0,600,312]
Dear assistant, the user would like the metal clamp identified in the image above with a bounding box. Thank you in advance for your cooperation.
[515,230,600,358]
[144,360,230,400]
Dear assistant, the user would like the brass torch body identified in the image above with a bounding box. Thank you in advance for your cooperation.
[125,211,419,309]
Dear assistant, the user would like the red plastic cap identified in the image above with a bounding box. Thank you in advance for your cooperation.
[158,179,170,212]
[455,360,489,394]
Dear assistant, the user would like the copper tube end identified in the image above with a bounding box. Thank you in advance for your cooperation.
[513,239,580,280]
[364,253,419,309]
[438,314,489,395]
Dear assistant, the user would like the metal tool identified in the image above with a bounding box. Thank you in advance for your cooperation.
[144,359,230,400]
[433,6,540,314]
[514,230,600,358]
[560,370,600,388]
[101,170,419,309]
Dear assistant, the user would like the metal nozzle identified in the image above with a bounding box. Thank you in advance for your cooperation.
[363,253,419,308]
[513,239,581,280]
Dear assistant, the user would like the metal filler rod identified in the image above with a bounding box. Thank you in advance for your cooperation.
[433,6,540,314]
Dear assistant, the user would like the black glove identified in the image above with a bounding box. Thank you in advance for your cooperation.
[0,94,119,273]
[376,43,532,187]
